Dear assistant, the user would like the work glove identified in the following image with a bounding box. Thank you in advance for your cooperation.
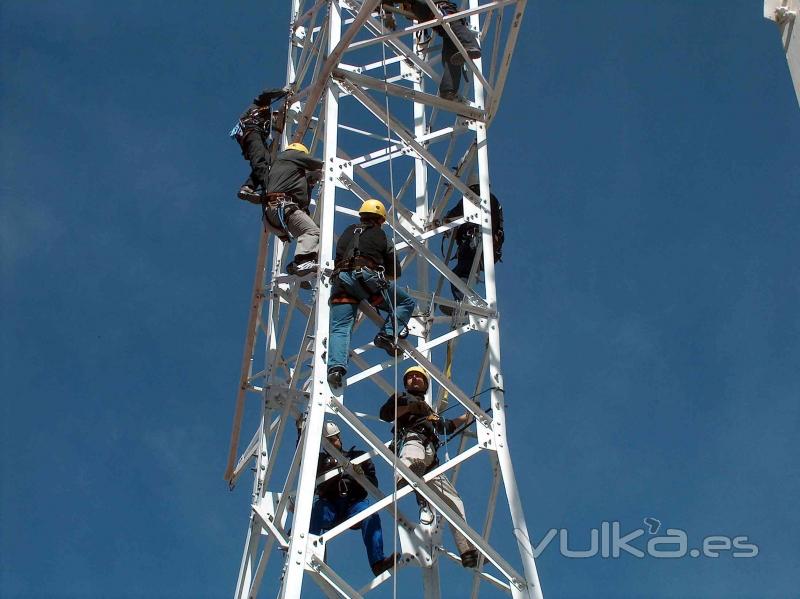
[306,169,323,185]
[407,401,431,415]
[435,1,458,13]
[254,87,290,106]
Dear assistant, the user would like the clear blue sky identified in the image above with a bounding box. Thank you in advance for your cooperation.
[2,1,798,598]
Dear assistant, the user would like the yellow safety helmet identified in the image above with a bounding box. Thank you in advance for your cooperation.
[403,366,429,391]
[286,142,309,154]
[359,199,387,221]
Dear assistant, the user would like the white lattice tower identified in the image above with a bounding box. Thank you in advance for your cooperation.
[764,0,800,106]
[225,2,543,597]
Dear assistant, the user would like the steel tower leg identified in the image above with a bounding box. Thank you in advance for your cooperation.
[280,0,344,595]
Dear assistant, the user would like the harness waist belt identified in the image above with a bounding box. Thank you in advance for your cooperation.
[335,256,380,271]
[264,192,295,207]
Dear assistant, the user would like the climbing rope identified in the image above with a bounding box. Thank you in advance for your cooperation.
[378,6,401,594]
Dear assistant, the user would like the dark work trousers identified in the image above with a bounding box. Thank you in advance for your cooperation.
[451,235,479,301]
[240,129,270,191]
[437,19,478,97]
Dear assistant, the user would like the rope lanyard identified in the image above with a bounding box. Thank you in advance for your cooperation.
[379,7,400,594]
[276,201,294,241]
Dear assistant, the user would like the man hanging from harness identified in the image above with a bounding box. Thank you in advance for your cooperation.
[326,199,417,389]
[230,87,289,203]
[379,366,479,568]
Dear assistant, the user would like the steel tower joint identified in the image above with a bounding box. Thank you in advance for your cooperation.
[765,0,798,23]
[330,158,355,188]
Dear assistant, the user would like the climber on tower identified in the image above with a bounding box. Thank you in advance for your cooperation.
[310,422,398,577]
[392,1,481,101]
[379,366,479,568]
[230,87,289,203]
[326,199,416,389]
[263,142,324,277]
[441,171,504,313]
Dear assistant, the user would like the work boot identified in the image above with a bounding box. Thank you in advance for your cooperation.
[373,332,401,357]
[238,185,264,204]
[449,45,481,66]
[460,549,479,568]
[439,89,459,101]
[370,553,399,576]
[327,367,346,389]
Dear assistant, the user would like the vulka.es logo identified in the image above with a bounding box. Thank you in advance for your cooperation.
[531,519,759,559]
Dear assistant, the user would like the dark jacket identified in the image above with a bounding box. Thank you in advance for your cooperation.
[266,149,323,209]
[379,391,456,444]
[335,222,401,277]
[316,447,378,503]
[405,1,458,30]
[445,187,504,261]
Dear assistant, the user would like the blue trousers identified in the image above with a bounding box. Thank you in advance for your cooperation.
[310,497,385,567]
[328,270,416,372]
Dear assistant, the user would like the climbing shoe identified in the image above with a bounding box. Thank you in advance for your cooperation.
[286,259,318,278]
[419,503,435,526]
[370,553,399,576]
[373,332,401,357]
[238,185,264,204]
[449,46,481,66]
[460,549,479,568]
[327,367,346,389]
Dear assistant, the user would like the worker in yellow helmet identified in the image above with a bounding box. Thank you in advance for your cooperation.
[326,199,416,389]
[261,140,324,278]
[378,366,479,568]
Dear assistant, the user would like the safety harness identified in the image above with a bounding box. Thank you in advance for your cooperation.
[261,192,300,241]
[389,393,449,457]
[331,225,384,305]
[331,224,409,338]
[317,448,368,503]
[229,105,272,148]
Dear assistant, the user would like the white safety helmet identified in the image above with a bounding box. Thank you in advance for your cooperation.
[323,421,340,438]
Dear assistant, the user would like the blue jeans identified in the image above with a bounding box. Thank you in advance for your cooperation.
[310,497,385,567]
[327,270,416,372]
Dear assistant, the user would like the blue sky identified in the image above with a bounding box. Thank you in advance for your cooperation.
[2,1,799,598]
